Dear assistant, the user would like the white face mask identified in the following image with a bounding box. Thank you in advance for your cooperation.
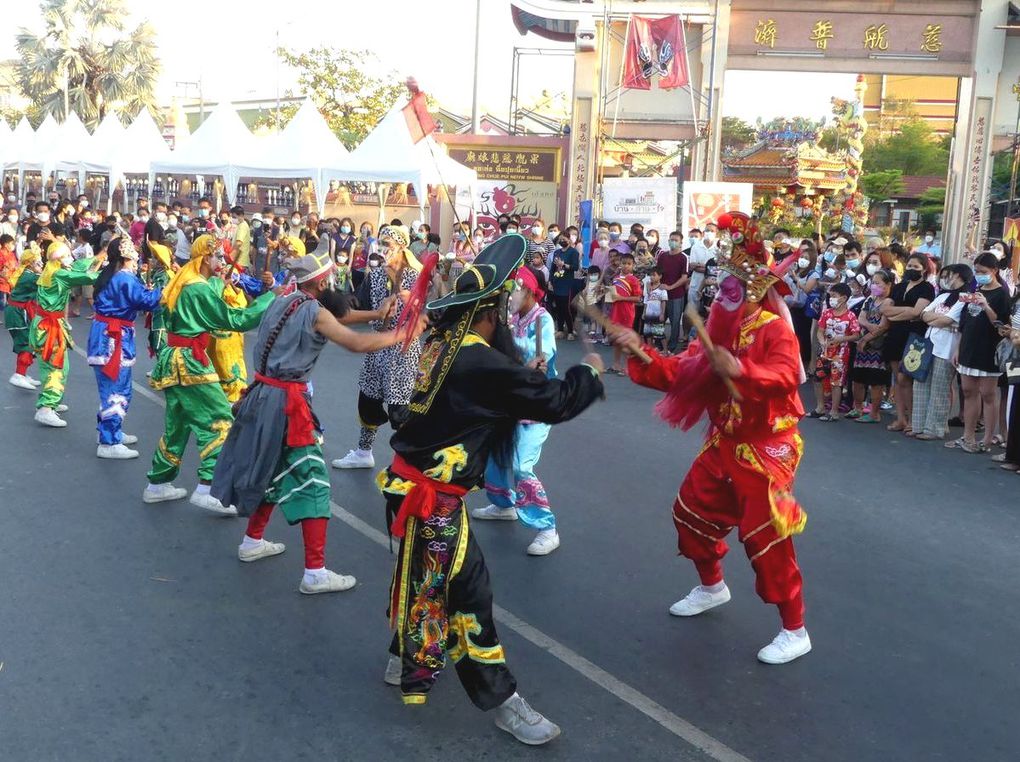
[369,259,382,268]
[338,255,348,264]
[156,212,167,223]
[939,277,953,291]
[925,235,934,244]
[139,216,149,224]
[532,225,543,235]
[168,218,178,229]
[703,232,715,244]
[7,215,17,224]
[548,231,559,241]
[37,212,50,223]
[828,296,843,309]
[797,257,810,270]
[291,217,301,226]
[825,267,838,279]
[59,254,73,268]
[597,238,609,247]
[866,263,879,276]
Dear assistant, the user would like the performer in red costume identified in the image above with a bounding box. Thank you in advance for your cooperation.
[611,211,811,664]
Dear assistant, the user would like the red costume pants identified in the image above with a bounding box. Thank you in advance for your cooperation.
[246,503,327,569]
[674,433,806,630]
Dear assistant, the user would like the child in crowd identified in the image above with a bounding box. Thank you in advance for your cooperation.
[578,265,605,341]
[698,258,719,318]
[608,252,642,374]
[0,234,16,313]
[70,229,96,318]
[642,266,668,351]
[813,282,861,422]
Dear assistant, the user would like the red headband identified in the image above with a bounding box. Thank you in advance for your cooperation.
[516,265,545,301]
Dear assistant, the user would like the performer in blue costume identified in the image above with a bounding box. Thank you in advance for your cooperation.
[475,265,563,556]
[87,237,164,459]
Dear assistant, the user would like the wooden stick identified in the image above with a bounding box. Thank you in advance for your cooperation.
[578,302,652,364]
[684,302,743,401]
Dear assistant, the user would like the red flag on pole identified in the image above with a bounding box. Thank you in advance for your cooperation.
[402,77,437,144]
[622,15,689,91]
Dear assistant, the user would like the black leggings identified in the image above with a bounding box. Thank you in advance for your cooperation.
[552,294,574,334]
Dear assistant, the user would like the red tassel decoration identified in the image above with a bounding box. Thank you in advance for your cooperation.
[396,251,439,351]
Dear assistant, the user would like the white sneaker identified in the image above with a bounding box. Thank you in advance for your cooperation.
[299,569,357,594]
[494,693,561,746]
[238,539,286,563]
[189,490,238,516]
[27,376,41,387]
[757,628,812,665]
[142,483,188,504]
[8,373,35,390]
[668,584,732,617]
[55,404,68,413]
[97,443,139,460]
[384,655,401,686]
[34,407,67,428]
[526,529,560,556]
[471,504,519,521]
[121,433,139,445]
[331,449,375,469]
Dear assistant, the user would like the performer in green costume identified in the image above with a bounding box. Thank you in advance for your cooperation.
[6,243,44,391]
[29,240,103,427]
[142,234,274,515]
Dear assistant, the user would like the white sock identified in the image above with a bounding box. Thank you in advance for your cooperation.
[356,448,372,457]
[240,535,263,550]
[702,581,727,595]
[785,626,808,638]
[147,482,164,491]
[194,483,211,496]
[303,567,327,584]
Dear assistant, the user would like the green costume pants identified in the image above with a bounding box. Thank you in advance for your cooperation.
[37,356,69,410]
[147,382,233,484]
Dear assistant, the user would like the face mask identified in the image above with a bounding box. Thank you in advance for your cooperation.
[825,267,838,279]
[703,232,716,243]
[37,212,50,223]
[598,238,610,247]
[168,218,178,229]
[797,257,810,270]
[870,283,885,297]
[866,263,880,276]
[846,258,860,270]
[181,215,190,223]
[532,225,543,235]
[609,231,620,241]
[340,225,351,234]
[975,273,993,286]
[993,247,1005,259]
[338,255,348,264]
[291,217,301,226]
[669,240,681,251]
[939,278,954,291]
[548,230,559,241]
[823,252,835,263]
[140,216,150,224]
[65,207,75,216]
[81,200,89,208]
[925,235,934,244]
[7,215,17,224]
[506,228,518,235]
[589,274,599,283]
[828,297,843,308]
[648,236,658,246]
[904,269,923,282]
[197,209,209,218]
[369,259,382,268]
[60,254,73,268]
[416,231,427,240]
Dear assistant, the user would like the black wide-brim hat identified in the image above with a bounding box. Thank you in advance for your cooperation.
[426,233,527,311]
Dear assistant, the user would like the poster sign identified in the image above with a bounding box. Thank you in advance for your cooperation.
[602,177,678,236]
[681,181,754,237]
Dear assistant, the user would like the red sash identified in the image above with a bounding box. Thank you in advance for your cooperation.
[36,307,67,368]
[388,454,470,539]
[94,314,134,380]
[167,331,210,365]
[253,373,315,447]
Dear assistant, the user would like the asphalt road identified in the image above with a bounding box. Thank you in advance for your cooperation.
[1,314,1018,761]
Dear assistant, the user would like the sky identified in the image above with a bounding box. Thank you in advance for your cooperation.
[2,0,852,124]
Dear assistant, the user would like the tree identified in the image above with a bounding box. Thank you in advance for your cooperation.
[863,117,949,176]
[14,0,160,129]
[917,186,947,231]
[720,116,756,152]
[270,47,405,150]
[860,169,905,201]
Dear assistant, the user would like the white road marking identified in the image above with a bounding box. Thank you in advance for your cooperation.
[72,344,751,761]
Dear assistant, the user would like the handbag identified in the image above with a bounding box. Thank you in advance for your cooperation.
[901,333,934,382]
[804,289,823,320]
[995,338,1020,385]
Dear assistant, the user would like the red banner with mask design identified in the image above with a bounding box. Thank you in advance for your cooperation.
[623,15,689,91]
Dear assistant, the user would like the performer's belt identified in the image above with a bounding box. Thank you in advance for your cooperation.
[253,373,315,448]
[94,314,135,380]
[388,454,470,539]
[7,299,32,311]
[167,331,211,365]
[36,307,68,369]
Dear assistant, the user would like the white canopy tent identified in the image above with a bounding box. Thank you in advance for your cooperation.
[148,101,260,207]
[233,99,350,215]
[4,113,88,200]
[84,113,126,171]
[2,118,36,203]
[0,120,12,167]
[321,103,477,216]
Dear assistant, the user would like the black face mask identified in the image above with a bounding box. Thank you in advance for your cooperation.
[904,269,923,282]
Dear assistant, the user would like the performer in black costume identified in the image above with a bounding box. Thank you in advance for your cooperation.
[375,234,604,746]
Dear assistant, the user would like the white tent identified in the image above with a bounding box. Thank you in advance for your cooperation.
[4,113,89,199]
[233,99,350,215]
[321,102,477,215]
[148,101,260,206]
[2,118,35,202]
[0,119,12,166]
[83,113,126,171]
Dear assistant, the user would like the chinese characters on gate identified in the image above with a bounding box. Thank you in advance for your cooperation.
[753,18,943,53]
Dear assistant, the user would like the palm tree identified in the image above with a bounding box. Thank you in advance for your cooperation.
[14,0,160,129]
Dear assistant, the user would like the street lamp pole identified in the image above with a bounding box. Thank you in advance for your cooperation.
[471,0,482,134]
[1008,79,1020,219]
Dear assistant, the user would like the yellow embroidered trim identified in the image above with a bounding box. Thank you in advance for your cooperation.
[772,415,799,433]
[199,420,231,459]
[462,265,485,290]
[451,508,469,579]
[401,693,427,705]
[750,536,787,562]
[695,432,721,458]
[150,349,220,389]
[461,331,490,348]
[157,437,180,466]
[448,612,506,665]
[422,444,468,484]
[394,516,416,634]
[738,309,778,350]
